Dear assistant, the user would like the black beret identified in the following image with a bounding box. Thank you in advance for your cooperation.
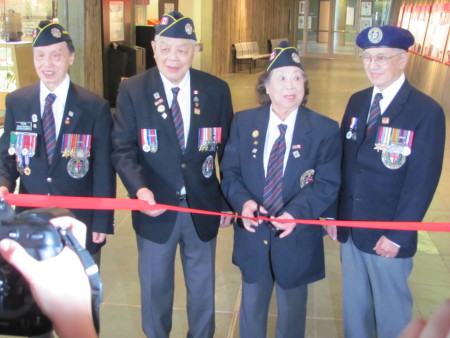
[32,21,72,47]
[267,41,302,72]
[155,11,196,41]
[356,25,414,51]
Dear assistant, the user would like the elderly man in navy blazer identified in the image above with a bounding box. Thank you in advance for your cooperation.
[327,26,446,338]
[111,11,233,338]
[0,21,115,258]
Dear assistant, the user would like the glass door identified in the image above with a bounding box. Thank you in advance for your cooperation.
[297,0,392,59]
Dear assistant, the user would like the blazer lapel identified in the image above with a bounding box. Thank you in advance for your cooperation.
[378,80,411,125]
[252,106,270,199]
[283,107,311,194]
[186,76,203,153]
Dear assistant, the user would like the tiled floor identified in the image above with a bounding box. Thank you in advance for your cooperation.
[99,58,450,338]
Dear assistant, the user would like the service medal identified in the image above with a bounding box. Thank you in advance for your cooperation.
[202,155,214,178]
[346,117,358,140]
[67,157,89,179]
[61,134,92,161]
[381,150,406,170]
[300,169,315,188]
[402,146,411,156]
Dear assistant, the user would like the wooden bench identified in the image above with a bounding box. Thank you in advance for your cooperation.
[268,38,289,51]
[232,42,270,73]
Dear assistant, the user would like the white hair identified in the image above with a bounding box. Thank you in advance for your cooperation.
[154,34,197,45]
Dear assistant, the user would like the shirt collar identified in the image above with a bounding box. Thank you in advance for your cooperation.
[373,73,405,102]
[40,74,70,103]
[268,106,298,130]
[160,71,190,92]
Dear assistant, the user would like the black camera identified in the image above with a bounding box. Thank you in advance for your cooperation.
[0,201,71,336]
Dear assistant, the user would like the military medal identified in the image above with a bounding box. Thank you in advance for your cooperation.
[141,129,158,153]
[300,169,315,188]
[16,155,24,175]
[62,134,92,178]
[376,127,414,170]
[8,132,17,155]
[346,117,358,140]
[67,157,89,179]
[23,156,31,176]
[10,131,37,175]
[198,127,222,152]
[202,155,214,178]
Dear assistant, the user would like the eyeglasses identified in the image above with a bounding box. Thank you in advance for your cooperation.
[361,52,404,66]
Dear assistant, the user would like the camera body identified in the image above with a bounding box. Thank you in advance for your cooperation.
[0,202,71,336]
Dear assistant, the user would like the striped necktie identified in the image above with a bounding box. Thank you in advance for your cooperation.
[366,93,383,135]
[42,93,57,164]
[170,87,185,152]
[263,124,287,216]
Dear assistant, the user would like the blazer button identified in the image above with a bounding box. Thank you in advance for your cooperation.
[263,240,268,245]
[46,177,52,183]
[181,163,186,169]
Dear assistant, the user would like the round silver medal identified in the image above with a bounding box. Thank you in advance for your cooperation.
[67,158,89,179]
[402,146,411,156]
[202,155,214,178]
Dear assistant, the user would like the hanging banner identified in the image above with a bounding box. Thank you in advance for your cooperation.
[422,3,450,62]
[408,5,431,55]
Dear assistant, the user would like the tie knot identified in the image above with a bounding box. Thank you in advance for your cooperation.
[46,93,56,104]
[278,124,287,136]
[171,87,180,97]
[373,92,383,104]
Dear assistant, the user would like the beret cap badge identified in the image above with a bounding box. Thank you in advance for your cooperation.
[368,27,383,44]
[356,25,414,51]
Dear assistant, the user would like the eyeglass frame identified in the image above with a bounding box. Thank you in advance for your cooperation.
[360,52,405,66]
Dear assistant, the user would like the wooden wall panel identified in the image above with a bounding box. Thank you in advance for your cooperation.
[85,0,104,96]
[212,0,296,75]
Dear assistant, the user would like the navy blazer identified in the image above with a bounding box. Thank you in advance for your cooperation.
[111,67,233,244]
[337,80,445,258]
[0,82,116,253]
[221,105,341,289]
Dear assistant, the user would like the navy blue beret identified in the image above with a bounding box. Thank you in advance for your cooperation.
[32,21,72,47]
[356,25,414,51]
[267,41,302,72]
[156,11,196,41]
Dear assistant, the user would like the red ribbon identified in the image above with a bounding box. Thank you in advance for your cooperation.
[4,193,450,232]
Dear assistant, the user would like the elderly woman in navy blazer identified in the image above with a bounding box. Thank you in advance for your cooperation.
[221,41,341,338]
